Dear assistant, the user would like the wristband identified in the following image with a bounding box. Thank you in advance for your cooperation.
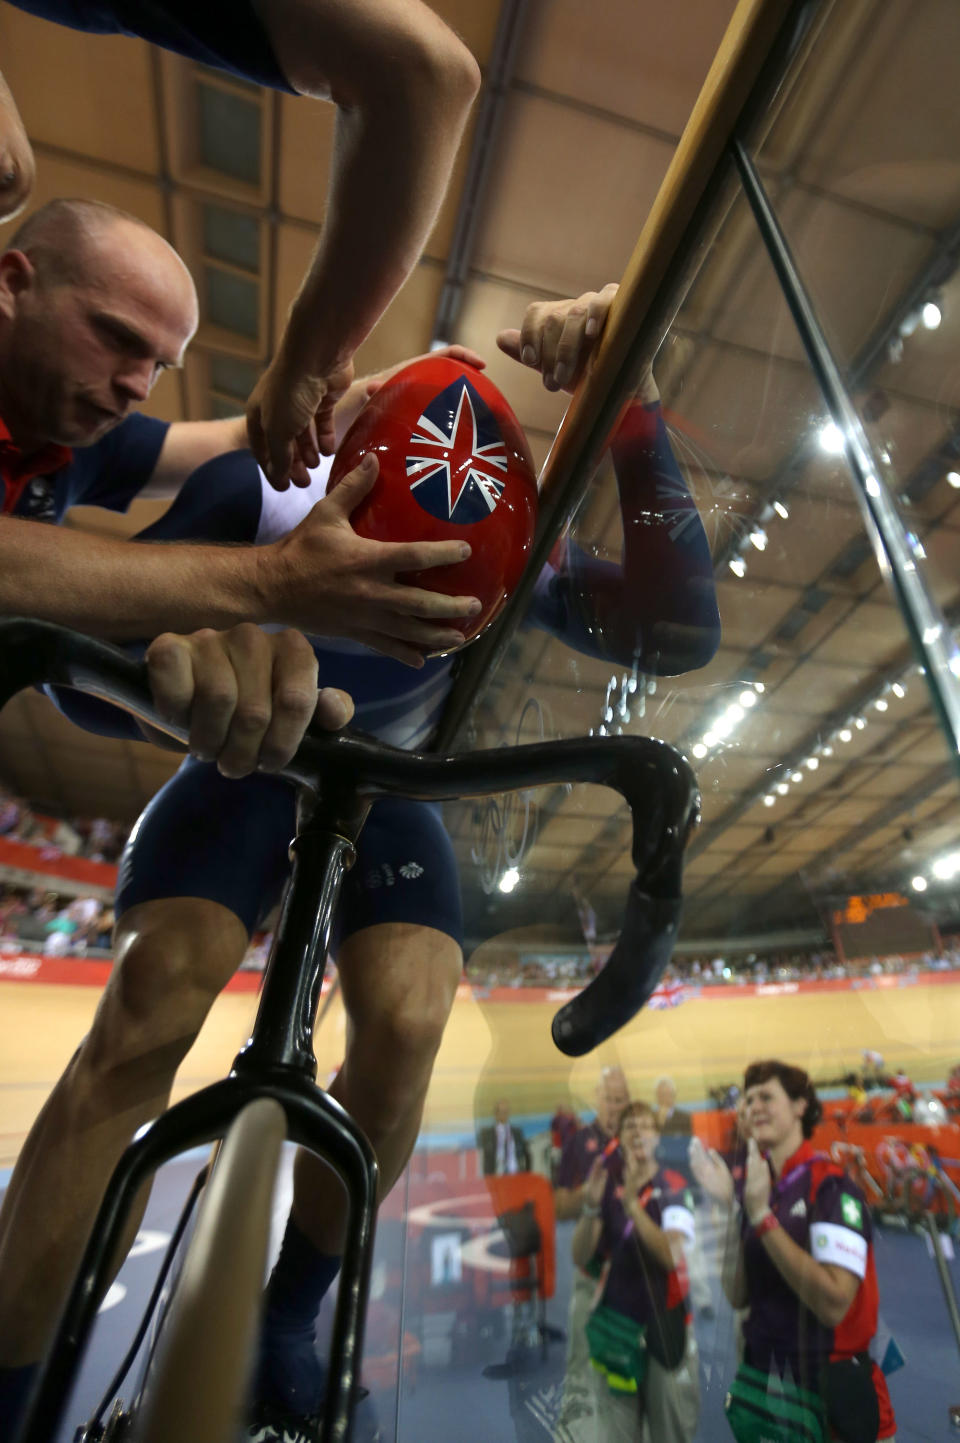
[752,1210,779,1238]
[581,1203,601,1218]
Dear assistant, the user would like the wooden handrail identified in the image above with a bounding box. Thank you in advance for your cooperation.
[434,0,815,750]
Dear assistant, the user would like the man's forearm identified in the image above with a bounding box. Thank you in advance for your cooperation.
[0,518,266,639]
[281,52,478,372]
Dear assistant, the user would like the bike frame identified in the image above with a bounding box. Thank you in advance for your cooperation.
[0,619,700,1443]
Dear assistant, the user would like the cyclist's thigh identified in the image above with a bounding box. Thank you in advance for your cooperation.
[117,756,296,935]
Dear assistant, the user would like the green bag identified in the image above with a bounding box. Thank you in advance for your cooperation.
[725,1362,828,1443]
[586,1302,647,1395]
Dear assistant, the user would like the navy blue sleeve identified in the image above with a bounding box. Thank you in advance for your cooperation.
[56,413,170,519]
[526,402,721,676]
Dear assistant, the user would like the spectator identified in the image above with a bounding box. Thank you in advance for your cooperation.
[478,1101,531,1177]
[552,1065,631,1442]
[574,1100,699,1441]
[693,1059,896,1443]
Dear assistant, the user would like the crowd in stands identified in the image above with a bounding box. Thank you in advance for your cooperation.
[0,883,114,954]
[0,783,128,863]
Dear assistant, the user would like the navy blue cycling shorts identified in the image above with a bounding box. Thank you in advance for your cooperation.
[116,757,464,951]
[6,0,293,92]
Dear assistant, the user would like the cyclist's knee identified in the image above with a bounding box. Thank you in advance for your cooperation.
[87,899,248,1065]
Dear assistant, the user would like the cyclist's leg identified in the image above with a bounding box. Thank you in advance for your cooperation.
[0,758,293,1379]
[253,800,461,1417]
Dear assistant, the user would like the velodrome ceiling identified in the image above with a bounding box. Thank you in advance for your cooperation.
[1,0,959,948]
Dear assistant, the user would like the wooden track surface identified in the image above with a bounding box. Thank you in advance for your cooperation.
[2,978,959,1166]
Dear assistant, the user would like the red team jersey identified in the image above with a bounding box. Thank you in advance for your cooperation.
[741,1140,896,1437]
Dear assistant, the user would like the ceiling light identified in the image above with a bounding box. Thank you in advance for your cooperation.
[691,743,708,760]
[932,854,960,882]
[776,782,789,795]
[790,771,804,784]
[498,867,520,893]
[725,703,745,724]
[892,682,906,698]
[911,875,928,893]
[763,795,776,808]
[749,529,768,551]
[773,500,789,520]
[822,745,834,757]
[805,756,819,770]
[838,728,852,743]
[739,690,758,709]
[702,731,718,748]
[729,556,747,578]
[874,697,888,712]
[922,300,943,330]
[923,625,942,644]
[819,421,844,455]
[754,682,765,694]
[855,716,867,730]
[947,471,960,489]
[713,716,734,740]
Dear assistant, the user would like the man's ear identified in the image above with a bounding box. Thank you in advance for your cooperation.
[0,249,34,320]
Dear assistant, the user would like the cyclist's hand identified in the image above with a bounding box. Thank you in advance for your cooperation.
[145,625,354,779]
[497,284,619,393]
[264,453,481,666]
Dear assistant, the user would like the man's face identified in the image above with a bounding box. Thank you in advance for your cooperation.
[494,1101,510,1125]
[596,1076,630,1133]
[0,221,196,447]
[656,1080,676,1111]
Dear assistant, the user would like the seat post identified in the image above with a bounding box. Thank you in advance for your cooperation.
[234,784,371,1078]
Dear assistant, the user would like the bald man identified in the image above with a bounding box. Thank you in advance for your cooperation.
[0,199,482,674]
[0,0,479,482]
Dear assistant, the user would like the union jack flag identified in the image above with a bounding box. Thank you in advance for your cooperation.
[406,376,508,525]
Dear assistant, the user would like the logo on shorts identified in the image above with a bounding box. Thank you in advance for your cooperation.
[841,1194,863,1229]
[399,862,424,879]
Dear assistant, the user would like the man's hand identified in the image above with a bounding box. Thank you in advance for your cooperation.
[497,284,619,394]
[246,353,356,491]
[582,1156,607,1209]
[145,625,354,779]
[330,344,487,450]
[264,452,481,666]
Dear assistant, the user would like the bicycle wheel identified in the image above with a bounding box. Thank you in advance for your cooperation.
[129,1097,287,1443]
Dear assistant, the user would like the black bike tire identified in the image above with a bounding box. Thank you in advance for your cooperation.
[128,1097,287,1443]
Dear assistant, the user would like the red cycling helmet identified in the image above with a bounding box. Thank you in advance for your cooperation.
[328,356,537,648]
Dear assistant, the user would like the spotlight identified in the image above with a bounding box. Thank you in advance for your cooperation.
[739,690,758,709]
[776,782,789,795]
[754,682,765,694]
[911,875,928,893]
[838,728,853,743]
[892,682,906,698]
[729,556,747,578]
[749,529,768,552]
[773,500,789,520]
[819,422,844,455]
[790,771,803,784]
[763,795,776,807]
[725,703,745,724]
[702,731,718,748]
[922,300,942,330]
[822,746,834,757]
[947,471,960,490]
[498,867,520,893]
[854,716,867,730]
[692,743,708,760]
[805,756,819,770]
[874,698,888,712]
